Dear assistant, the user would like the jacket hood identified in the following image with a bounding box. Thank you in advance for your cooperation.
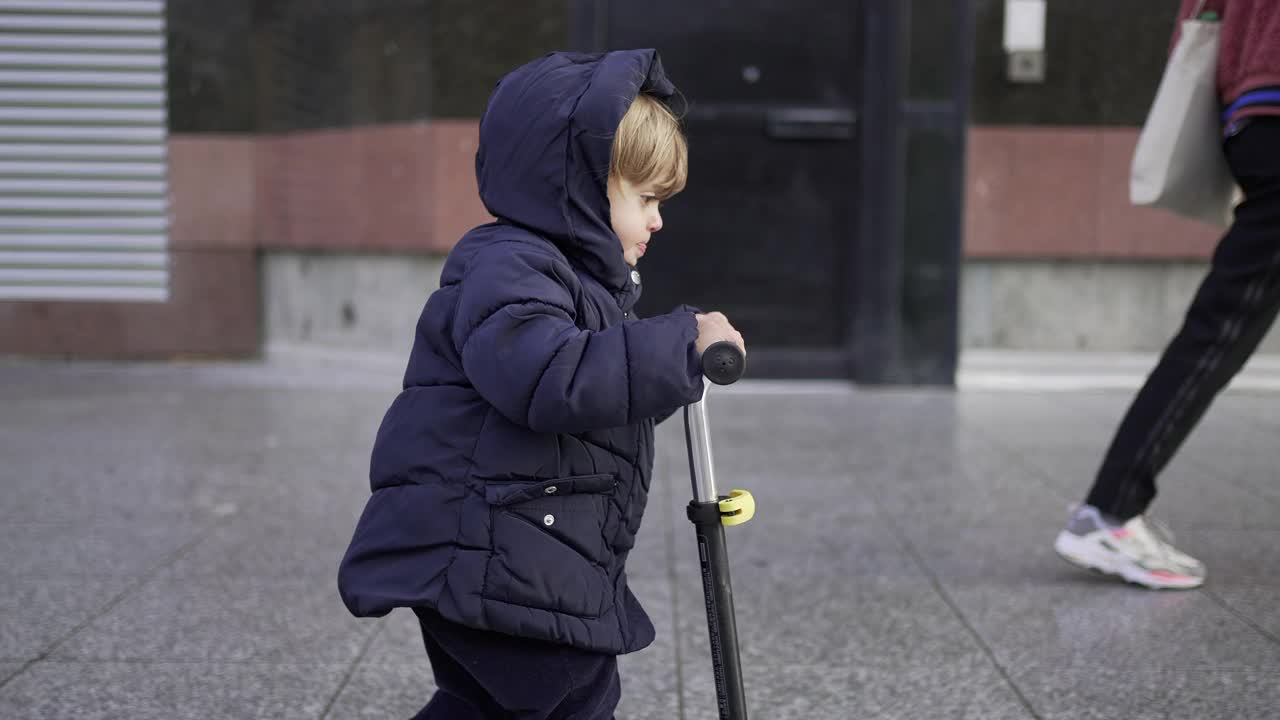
[475,50,677,295]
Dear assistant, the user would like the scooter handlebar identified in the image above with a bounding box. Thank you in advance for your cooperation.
[701,341,746,386]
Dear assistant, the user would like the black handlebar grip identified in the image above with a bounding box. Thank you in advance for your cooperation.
[701,341,746,386]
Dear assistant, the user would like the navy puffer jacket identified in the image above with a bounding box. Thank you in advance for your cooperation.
[337,50,704,655]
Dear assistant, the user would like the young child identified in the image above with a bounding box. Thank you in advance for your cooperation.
[338,49,744,719]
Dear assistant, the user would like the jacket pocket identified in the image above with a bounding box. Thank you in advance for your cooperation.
[482,474,617,618]
[485,473,616,507]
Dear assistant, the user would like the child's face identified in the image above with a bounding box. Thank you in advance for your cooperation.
[607,175,664,266]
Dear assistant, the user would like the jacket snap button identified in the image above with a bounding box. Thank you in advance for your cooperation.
[630,270,641,285]
[544,486,557,494]
[543,514,555,526]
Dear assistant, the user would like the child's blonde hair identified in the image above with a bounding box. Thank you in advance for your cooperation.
[609,93,687,200]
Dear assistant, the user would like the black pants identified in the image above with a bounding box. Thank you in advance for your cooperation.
[1087,117,1280,520]
[410,609,620,720]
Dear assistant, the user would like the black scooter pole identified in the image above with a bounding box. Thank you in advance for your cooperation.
[685,341,752,720]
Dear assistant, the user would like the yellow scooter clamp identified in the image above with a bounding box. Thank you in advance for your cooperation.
[718,489,755,526]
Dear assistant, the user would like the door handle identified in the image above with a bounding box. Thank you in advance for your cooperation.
[765,108,856,140]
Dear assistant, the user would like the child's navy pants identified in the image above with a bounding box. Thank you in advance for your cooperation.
[410,608,620,720]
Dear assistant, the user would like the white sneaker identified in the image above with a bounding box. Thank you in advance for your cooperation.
[1054,505,1206,589]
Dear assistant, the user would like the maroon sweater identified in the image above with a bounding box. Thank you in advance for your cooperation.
[1176,0,1280,112]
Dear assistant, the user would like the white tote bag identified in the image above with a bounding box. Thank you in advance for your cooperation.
[1130,0,1238,228]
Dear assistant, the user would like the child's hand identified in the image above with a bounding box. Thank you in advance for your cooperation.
[695,312,746,356]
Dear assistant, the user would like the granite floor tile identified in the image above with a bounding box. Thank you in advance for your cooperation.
[324,660,433,720]
[0,578,129,661]
[680,655,1034,720]
[617,631,680,720]
[164,505,361,581]
[674,572,989,672]
[1010,667,1280,720]
[5,361,1280,719]
[947,584,1280,671]
[0,663,24,687]
[51,577,374,664]
[0,521,209,579]
[0,661,349,720]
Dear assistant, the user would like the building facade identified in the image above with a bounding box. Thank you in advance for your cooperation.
[4,0,1248,382]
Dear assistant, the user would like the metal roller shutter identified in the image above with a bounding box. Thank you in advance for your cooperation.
[0,0,169,302]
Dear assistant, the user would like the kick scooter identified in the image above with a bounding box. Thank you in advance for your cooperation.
[685,341,755,720]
